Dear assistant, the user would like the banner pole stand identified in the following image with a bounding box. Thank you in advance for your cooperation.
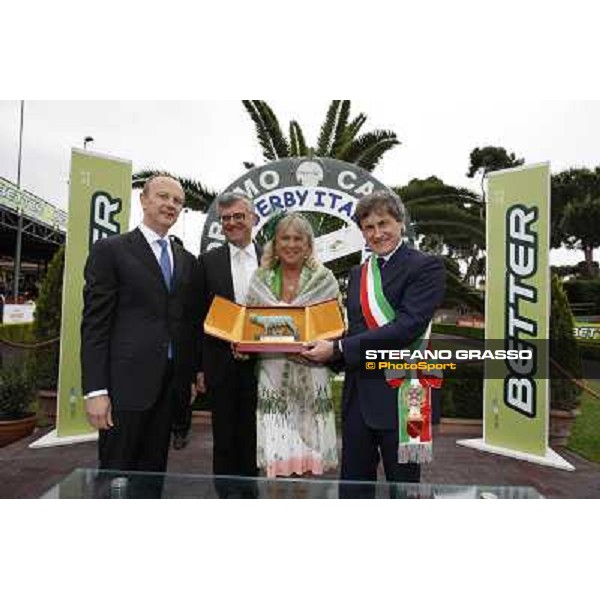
[29,428,98,449]
[457,437,575,471]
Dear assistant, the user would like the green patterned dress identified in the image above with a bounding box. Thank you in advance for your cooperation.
[245,263,339,477]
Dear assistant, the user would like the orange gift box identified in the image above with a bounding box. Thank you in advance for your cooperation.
[203,295,345,353]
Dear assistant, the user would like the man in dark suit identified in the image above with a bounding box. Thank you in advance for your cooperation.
[303,190,445,495]
[81,175,201,493]
[197,192,261,490]
[169,234,194,451]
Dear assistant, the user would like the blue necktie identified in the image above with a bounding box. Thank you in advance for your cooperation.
[157,239,172,291]
[157,239,173,358]
[377,256,386,270]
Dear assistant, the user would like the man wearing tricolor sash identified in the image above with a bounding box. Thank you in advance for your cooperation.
[303,190,445,495]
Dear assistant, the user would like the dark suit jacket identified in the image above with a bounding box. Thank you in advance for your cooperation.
[198,242,261,388]
[81,228,202,411]
[342,243,446,430]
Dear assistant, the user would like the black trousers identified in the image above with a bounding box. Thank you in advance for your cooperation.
[209,360,257,497]
[171,385,192,436]
[97,362,175,498]
[340,386,420,499]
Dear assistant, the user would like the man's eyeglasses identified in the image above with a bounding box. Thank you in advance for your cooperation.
[219,212,247,224]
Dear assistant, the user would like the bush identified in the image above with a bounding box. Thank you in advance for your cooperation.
[550,274,583,411]
[30,246,64,390]
[0,324,35,370]
[0,323,34,343]
[578,341,600,362]
[562,278,600,315]
[440,363,484,419]
[0,367,36,419]
[432,323,484,340]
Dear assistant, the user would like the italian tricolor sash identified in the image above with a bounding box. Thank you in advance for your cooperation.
[359,256,441,463]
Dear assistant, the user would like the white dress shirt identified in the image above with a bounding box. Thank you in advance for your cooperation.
[379,238,403,265]
[85,224,174,400]
[229,242,258,304]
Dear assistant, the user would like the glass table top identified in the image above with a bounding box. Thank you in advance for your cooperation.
[41,468,544,499]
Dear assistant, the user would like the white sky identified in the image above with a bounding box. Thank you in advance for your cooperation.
[1,99,599,264]
[3,99,600,208]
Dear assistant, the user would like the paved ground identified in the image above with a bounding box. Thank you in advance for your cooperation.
[1,417,598,498]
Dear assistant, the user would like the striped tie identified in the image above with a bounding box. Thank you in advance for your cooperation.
[157,239,172,291]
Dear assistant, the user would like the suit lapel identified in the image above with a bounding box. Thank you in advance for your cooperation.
[254,242,263,264]
[171,242,186,295]
[212,242,259,301]
[220,244,235,300]
[381,242,409,284]
[128,228,169,293]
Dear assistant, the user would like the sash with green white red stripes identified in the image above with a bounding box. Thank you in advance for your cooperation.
[359,255,441,463]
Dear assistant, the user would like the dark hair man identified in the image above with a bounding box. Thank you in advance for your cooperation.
[197,192,261,496]
[303,190,446,497]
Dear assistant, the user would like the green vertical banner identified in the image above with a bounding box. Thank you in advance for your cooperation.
[484,163,549,455]
[56,149,131,438]
[459,162,573,470]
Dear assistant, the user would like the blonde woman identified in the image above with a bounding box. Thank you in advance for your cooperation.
[245,213,339,478]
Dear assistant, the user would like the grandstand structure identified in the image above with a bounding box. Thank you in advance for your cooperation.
[0,176,65,301]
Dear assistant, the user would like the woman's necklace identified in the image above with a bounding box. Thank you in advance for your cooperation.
[282,272,300,298]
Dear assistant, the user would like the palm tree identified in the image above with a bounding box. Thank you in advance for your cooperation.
[397,177,485,264]
[395,176,486,312]
[132,101,400,211]
[243,100,400,172]
[241,100,402,287]
[131,169,216,212]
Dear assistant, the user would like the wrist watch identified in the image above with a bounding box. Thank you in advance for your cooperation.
[332,338,343,361]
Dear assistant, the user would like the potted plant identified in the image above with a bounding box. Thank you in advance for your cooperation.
[30,246,64,424]
[0,366,37,447]
[549,274,583,446]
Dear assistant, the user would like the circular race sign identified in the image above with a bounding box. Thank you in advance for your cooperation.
[200,157,397,263]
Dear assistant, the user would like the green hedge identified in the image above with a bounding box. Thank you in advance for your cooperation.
[440,363,484,419]
[30,246,64,390]
[579,341,600,362]
[432,323,484,339]
[550,274,583,411]
[0,323,34,343]
[0,324,35,371]
[563,278,600,314]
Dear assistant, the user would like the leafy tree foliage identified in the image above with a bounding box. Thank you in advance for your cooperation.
[132,169,216,212]
[562,278,600,314]
[240,100,401,279]
[466,146,524,178]
[396,176,485,272]
[243,100,400,172]
[440,256,484,313]
[31,246,64,389]
[0,367,35,418]
[394,176,485,312]
[560,195,600,277]
[33,246,64,342]
[550,168,600,246]
[551,167,600,277]
[550,274,583,411]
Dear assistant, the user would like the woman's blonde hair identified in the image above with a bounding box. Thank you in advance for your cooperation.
[261,213,319,270]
